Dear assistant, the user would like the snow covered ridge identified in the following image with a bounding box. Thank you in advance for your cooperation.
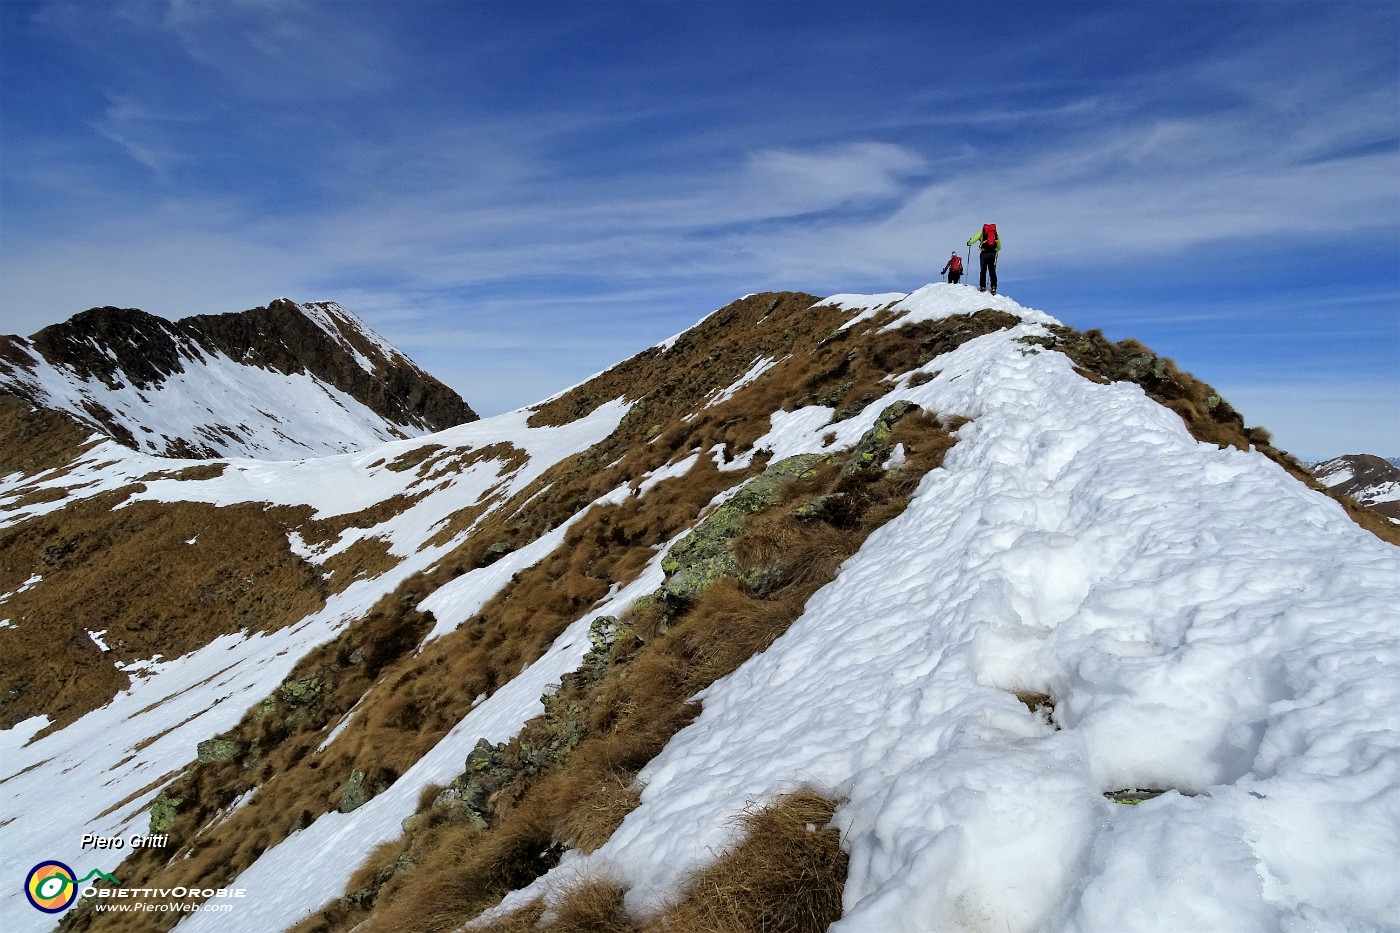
[0,298,476,460]
[471,290,1400,932]
[2,285,1397,933]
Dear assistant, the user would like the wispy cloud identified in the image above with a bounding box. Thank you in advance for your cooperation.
[125,0,394,98]
[86,91,198,174]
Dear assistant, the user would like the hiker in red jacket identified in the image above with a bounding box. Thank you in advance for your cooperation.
[966,223,1001,294]
[941,251,964,284]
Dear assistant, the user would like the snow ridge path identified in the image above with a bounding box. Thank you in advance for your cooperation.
[484,286,1400,932]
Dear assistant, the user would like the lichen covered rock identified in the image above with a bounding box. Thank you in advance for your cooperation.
[278,675,326,705]
[196,737,242,764]
[841,400,920,477]
[661,453,830,602]
[432,739,514,827]
[149,789,185,833]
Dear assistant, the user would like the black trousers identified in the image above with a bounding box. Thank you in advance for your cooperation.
[948,270,962,284]
[979,249,998,291]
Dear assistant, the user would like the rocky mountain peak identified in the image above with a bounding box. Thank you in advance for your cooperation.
[0,299,477,460]
[1313,453,1400,523]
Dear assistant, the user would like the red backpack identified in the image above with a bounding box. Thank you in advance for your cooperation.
[950,255,963,272]
[982,223,997,248]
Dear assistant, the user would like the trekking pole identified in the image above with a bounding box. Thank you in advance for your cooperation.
[966,245,971,282]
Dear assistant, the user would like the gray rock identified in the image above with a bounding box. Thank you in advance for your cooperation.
[660,453,830,602]
[840,400,920,477]
[278,675,326,705]
[149,789,185,833]
[339,769,371,813]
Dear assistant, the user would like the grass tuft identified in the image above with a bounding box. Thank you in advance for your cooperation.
[654,789,847,933]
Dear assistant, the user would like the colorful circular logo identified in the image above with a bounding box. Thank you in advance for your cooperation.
[25,861,78,913]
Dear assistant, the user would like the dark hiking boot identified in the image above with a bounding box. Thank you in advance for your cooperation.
[990,287,997,295]
[979,286,986,292]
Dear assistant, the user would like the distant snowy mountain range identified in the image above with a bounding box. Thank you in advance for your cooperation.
[1,286,1396,933]
[0,298,475,460]
[1312,453,1400,523]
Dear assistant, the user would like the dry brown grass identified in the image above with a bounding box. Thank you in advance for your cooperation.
[473,790,846,933]
[788,308,1019,423]
[0,393,101,477]
[546,756,645,855]
[551,881,634,933]
[348,806,561,933]
[0,493,327,733]
[475,879,630,933]
[138,463,227,482]
[648,790,846,933]
[320,535,399,594]
[300,409,957,933]
[384,443,446,472]
[78,459,755,933]
[527,293,823,430]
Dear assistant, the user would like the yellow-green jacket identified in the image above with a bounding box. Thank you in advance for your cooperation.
[967,228,1003,253]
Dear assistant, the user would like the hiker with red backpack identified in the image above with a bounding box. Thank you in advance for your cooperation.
[941,251,964,284]
[966,223,1001,294]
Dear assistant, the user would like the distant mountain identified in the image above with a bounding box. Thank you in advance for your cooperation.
[0,298,476,460]
[2,286,1397,933]
[1312,453,1400,523]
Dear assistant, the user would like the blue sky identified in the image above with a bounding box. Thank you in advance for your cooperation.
[2,1,1397,460]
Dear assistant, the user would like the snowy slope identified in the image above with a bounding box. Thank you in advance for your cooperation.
[0,299,474,460]
[6,348,417,458]
[3,285,1398,933]
[0,401,629,933]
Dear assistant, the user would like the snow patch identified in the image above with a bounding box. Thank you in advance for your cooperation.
[0,573,43,603]
[634,452,701,496]
[708,356,782,407]
[1316,467,1353,488]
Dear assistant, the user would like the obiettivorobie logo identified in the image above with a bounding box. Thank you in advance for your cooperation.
[24,861,121,913]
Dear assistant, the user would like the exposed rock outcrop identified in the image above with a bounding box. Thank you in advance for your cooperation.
[0,298,477,461]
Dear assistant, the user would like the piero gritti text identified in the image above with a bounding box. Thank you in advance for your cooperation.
[81,832,170,850]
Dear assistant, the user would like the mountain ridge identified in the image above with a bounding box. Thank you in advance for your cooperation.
[0,298,476,460]
[1312,453,1400,524]
[1,286,1396,933]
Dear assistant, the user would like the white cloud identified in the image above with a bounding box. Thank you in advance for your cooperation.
[738,143,927,217]
[85,91,199,174]
[146,0,392,98]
